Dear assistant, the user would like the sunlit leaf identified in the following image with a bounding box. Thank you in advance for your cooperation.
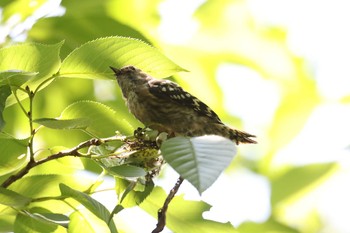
[271,163,337,206]
[0,136,28,176]
[0,71,37,87]
[141,187,238,233]
[59,100,133,137]
[0,42,63,106]
[104,0,161,43]
[59,184,117,233]
[115,178,154,208]
[68,208,111,233]
[161,135,237,193]
[115,177,130,200]
[28,154,85,178]
[238,219,299,233]
[19,207,69,229]
[31,213,69,228]
[33,118,90,130]
[60,36,186,79]
[29,14,150,59]
[0,187,32,208]
[110,178,154,221]
[8,174,93,198]
[0,210,16,232]
[14,212,66,233]
[266,78,320,159]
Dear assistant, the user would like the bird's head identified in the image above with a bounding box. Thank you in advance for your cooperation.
[110,65,148,97]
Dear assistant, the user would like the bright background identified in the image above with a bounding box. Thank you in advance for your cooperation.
[1,0,350,232]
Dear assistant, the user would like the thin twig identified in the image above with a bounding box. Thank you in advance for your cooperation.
[0,138,104,188]
[27,87,35,162]
[11,88,30,118]
[152,176,184,233]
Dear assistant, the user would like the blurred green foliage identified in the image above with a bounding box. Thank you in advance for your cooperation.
[0,0,342,233]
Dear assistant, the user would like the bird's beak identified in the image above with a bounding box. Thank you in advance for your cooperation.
[109,66,121,76]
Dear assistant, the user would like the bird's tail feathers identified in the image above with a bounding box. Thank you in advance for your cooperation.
[215,124,257,144]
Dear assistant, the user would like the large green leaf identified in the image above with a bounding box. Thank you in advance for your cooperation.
[27,207,70,228]
[29,14,150,59]
[271,163,337,206]
[59,184,117,233]
[0,187,32,208]
[58,100,133,137]
[0,209,16,232]
[0,136,28,176]
[68,209,111,233]
[0,42,63,106]
[33,118,90,130]
[0,71,37,87]
[14,212,66,233]
[8,174,93,198]
[140,187,238,233]
[161,135,237,194]
[60,36,186,79]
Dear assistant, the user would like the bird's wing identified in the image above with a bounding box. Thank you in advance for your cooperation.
[148,79,223,124]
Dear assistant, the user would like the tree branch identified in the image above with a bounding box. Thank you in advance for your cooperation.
[0,138,104,188]
[152,176,184,233]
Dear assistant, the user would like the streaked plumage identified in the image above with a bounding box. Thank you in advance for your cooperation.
[110,65,256,144]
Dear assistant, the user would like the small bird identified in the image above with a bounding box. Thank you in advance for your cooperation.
[110,65,256,145]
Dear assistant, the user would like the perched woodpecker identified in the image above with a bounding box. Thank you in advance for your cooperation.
[110,65,256,145]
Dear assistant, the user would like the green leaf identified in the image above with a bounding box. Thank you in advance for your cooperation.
[59,100,133,137]
[29,14,151,59]
[115,178,154,208]
[0,187,32,208]
[0,136,28,176]
[20,207,69,228]
[115,177,131,200]
[69,209,111,233]
[33,118,90,130]
[105,165,147,178]
[14,212,66,233]
[0,211,16,232]
[0,41,63,106]
[238,219,299,233]
[110,179,154,222]
[8,174,93,198]
[0,71,37,87]
[0,85,11,130]
[263,77,320,171]
[59,184,118,233]
[271,163,337,206]
[141,187,238,233]
[31,213,69,228]
[60,36,186,79]
[1,0,48,22]
[161,135,237,194]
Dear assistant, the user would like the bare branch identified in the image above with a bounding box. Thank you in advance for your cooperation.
[0,138,106,188]
[152,176,184,233]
